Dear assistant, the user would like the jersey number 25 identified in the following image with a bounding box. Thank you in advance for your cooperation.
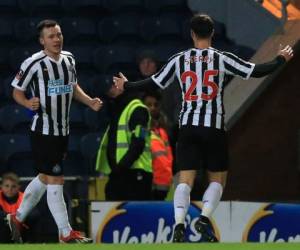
[181,70,219,101]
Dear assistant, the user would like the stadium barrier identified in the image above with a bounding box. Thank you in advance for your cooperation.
[91,201,300,243]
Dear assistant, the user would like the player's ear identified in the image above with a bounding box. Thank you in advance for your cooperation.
[39,36,44,46]
[191,30,195,40]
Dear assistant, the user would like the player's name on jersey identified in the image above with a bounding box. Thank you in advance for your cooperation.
[185,55,214,65]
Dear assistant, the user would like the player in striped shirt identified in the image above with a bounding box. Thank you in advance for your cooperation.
[8,19,102,243]
[114,13,293,242]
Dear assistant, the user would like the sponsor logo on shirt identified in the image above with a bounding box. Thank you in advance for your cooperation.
[52,164,61,174]
[47,79,73,96]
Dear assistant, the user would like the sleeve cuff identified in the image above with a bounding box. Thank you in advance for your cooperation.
[11,83,26,91]
[151,75,165,89]
[245,62,255,80]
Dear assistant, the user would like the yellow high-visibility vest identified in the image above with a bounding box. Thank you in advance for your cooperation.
[95,99,152,174]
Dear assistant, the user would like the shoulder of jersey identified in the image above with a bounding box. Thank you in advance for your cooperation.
[207,47,222,54]
[61,50,75,58]
[169,49,189,60]
[22,51,45,66]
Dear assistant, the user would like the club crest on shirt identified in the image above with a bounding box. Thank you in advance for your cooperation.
[15,69,24,80]
[52,164,61,174]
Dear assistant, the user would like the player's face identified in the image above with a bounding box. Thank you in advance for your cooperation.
[139,58,157,77]
[1,179,19,198]
[40,25,63,56]
[144,96,160,119]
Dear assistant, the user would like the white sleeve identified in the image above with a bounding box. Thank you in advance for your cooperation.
[11,58,34,91]
[222,52,255,79]
[151,56,177,89]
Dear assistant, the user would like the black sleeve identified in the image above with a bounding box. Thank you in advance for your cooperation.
[124,78,160,92]
[251,55,286,78]
[117,107,150,169]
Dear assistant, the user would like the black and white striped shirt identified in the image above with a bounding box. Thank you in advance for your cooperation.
[11,50,77,136]
[151,47,255,130]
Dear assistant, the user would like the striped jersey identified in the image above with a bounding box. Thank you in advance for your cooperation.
[151,47,255,130]
[11,50,77,136]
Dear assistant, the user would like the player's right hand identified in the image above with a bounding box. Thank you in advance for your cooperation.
[278,45,293,61]
[26,97,40,111]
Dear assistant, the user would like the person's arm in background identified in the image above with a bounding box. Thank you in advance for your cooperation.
[73,84,103,111]
[115,107,150,170]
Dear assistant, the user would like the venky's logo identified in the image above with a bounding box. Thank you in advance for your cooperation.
[243,203,300,242]
[96,202,219,243]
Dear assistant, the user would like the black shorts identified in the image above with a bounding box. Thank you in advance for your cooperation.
[176,125,228,172]
[30,132,69,176]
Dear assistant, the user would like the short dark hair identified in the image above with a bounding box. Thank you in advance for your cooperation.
[37,19,58,37]
[142,90,162,102]
[136,49,159,65]
[190,14,214,38]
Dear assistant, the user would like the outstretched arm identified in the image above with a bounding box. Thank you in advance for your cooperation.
[251,45,293,78]
[113,73,159,92]
[114,56,176,92]
[124,78,159,91]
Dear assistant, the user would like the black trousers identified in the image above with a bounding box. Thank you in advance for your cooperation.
[105,169,152,201]
[0,211,12,243]
[0,210,39,243]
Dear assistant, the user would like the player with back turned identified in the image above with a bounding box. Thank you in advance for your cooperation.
[113,13,293,242]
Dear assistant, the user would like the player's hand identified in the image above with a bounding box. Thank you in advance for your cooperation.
[278,45,293,61]
[113,72,128,92]
[89,97,103,111]
[26,97,40,111]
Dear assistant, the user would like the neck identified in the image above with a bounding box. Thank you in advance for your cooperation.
[1,192,19,203]
[44,49,60,61]
[193,39,211,49]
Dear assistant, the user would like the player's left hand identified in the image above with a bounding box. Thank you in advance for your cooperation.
[89,97,103,111]
[278,45,293,61]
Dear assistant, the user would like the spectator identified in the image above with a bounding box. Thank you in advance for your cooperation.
[96,84,153,201]
[0,173,41,243]
[136,50,159,80]
[0,172,24,243]
[142,91,173,200]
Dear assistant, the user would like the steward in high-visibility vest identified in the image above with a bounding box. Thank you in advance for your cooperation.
[151,127,173,198]
[96,96,153,201]
[142,90,174,200]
